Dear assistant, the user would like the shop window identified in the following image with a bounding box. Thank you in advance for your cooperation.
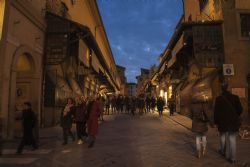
[240,14,250,37]
[199,0,208,12]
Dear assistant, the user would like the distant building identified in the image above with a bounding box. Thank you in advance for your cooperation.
[136,68,149,96]
[116,65,127,95]
[126,83,136,97]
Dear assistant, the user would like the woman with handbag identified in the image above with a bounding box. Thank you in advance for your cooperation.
[191,100,209,158]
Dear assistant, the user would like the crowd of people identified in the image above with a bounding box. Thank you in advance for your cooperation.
[103,95,170,116]
[14,82,243,164]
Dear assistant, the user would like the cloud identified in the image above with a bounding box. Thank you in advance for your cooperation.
[97,0,182,82]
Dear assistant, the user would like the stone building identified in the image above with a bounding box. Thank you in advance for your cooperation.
[0,0,121,139]
[116,65,126,95]
[136,68,149,96]
[153,0,250,122]
[125,83,136,97]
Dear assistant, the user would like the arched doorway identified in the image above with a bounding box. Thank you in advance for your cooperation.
[9,48,39,138]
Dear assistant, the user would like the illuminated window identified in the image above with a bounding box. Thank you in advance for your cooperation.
[240,14,250,37]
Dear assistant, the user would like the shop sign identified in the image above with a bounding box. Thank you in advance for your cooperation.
[223,64,234,76]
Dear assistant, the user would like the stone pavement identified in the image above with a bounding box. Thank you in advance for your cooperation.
[0,111,250,167]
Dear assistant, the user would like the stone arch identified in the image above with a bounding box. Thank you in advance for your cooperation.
[8,45,40,138]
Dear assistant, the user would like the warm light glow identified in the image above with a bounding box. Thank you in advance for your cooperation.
[0,0,5,40]
[16,54,33,72]
[160,89,164,97]
[168,86,172,98]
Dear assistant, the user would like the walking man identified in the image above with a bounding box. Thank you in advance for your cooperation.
[16,102,38,154]
[214,82,243,164]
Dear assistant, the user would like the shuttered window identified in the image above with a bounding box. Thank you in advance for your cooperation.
[240,14,250,37]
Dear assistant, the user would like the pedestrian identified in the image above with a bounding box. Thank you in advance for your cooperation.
[145,96,151,113]
[98,97,105,121]
[168,95,175,116]
[75,97,87,145]
[125,96,130,114]
[157,97,165,117]
[61,98,76,145]
[86,96,101,148]
[191,99,209,159]
[150,97,156,113]
[111,96,116,114]
[214,82,243,164]
[105,97,110,115]
[16,102,38,154]
[130,97,136,116]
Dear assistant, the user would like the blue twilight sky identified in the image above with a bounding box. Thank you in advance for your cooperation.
[97,0,183,83]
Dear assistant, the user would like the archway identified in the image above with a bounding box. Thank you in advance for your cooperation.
[8,46,39,138]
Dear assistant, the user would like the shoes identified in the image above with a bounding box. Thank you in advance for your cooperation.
[88,141,95,148]
[77,140,83,145]
[218,150,225,157]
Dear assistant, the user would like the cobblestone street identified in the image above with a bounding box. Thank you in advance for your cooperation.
[1,112,250,167]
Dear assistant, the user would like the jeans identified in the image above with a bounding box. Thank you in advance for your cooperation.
[219,132,237,161]
[196,134,207,152]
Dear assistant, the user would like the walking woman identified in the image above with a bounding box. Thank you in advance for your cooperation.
[191,99,209,158]
[61,98,75,145]
[75,97,87,145]
[86,96,101,148]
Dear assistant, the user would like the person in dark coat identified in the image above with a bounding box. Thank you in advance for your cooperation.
[75,97,87,145]
[16,102,38,154]
[145,96,151,113]
[168,95,175,116]
[191,100,209,159]
[61,98,75,145]
[214,82,243,164]
[157,97,165,117]
[150,97,156,113]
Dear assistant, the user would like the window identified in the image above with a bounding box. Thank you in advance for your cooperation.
[199,0,208,12]
[240,14,250,37]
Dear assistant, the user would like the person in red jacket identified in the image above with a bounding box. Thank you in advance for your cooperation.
[75,96,87,145]
[86,96,101,148]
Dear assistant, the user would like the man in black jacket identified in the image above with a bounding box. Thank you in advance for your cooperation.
[214,82,242,164]
[16,102,38,154]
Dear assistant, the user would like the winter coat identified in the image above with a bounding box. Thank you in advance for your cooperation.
[87,100,101,137]
[157,99,165,111]
[22,109,36,130]
[60,105,75,128]
[75,102,87,123]
[214,91,243,132]
[191,102,209,134]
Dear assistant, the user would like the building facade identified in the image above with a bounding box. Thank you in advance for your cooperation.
[116,65,126,95]
[152,0,250,122]
[125,83,136,97]
[0,0,121,139]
